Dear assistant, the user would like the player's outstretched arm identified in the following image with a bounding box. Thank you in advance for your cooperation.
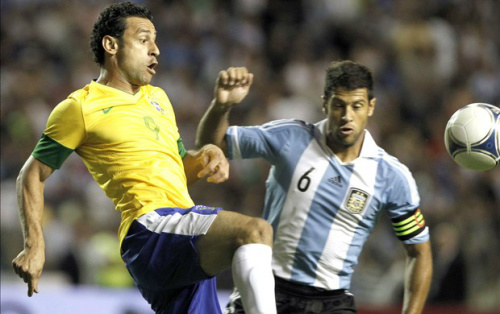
[196,67,253,153]
[12,156,55,297]
[183,144,229,185]
[402,241,433,314]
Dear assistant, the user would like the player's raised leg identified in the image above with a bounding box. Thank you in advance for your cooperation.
[196,210,276,314]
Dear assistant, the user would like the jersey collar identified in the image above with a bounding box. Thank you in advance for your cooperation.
[90,80,145,100]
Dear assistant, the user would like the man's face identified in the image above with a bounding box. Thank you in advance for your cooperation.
[323,88,375,152]
[115,17,159,87]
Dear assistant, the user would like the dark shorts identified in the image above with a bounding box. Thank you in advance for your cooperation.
[225,276,357,314]
[121,206,222,314]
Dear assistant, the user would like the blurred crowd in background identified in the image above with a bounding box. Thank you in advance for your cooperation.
[1,0,499,311]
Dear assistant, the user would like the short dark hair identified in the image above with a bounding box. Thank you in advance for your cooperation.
[323,60,374,101]
[90,1,153,66]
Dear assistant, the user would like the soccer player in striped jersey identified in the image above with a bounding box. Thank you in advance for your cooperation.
[12,3,277,314]
[197,62,433,314]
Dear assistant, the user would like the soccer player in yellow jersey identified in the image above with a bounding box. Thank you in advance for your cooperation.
[12,2,276,314]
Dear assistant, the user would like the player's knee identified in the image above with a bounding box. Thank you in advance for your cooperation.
[238,217,273,247]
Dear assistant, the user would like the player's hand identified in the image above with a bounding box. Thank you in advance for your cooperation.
[214,67,254,106]
[12,247,45,297]
[196,144,230,183]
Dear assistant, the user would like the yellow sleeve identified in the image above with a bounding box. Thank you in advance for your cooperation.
[32,98,86,169]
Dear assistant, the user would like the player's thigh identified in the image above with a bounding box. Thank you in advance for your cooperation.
[196,210,272,276]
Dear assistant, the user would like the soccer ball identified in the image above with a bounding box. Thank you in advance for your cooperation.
[444,103,500,171]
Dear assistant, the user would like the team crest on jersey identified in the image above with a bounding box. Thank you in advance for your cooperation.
[345,188,370,214]
[150,101,165,115]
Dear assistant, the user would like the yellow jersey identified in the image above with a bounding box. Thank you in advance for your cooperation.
[32,81,195,244]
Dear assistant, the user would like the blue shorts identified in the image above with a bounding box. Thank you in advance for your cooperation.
[121,206,222,314]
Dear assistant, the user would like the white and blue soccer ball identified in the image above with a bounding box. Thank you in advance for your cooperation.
[444,103,500,171]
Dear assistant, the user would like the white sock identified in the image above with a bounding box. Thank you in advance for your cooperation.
[231,243,276,314]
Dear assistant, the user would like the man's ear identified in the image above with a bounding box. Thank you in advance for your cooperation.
[321,95,327,114]
[368,97,376,117]
[102,35,118,55]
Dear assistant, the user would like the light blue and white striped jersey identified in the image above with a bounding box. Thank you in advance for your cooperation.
[226,119,429,290]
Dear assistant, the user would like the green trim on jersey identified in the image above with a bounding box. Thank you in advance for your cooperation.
[32,134,73,169]
[178,137,187,158]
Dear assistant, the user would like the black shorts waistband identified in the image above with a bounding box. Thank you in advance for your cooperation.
[274,276,347,297]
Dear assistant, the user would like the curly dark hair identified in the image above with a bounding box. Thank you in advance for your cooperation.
[323,60,374,101]
[90,1,153,66]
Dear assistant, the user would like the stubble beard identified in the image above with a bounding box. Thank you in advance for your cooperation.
[328,130,360,151]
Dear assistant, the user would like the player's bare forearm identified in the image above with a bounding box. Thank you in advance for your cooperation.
[196,67,253,152]
[196,99,232,152]
[402,241,433,314]
[12,156,54,296]
[16,158,50,243]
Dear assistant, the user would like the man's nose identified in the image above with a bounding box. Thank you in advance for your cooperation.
[342,107,354,121]
[151,42,160,56]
